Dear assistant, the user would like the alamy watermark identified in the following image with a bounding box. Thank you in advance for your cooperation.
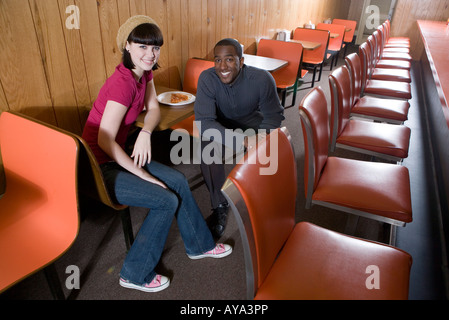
[365,5,381,30]
[65,265,80,290]
[65,5,80,30]
[365,265,381,290]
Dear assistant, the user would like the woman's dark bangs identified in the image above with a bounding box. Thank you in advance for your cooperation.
[128,23,164,47]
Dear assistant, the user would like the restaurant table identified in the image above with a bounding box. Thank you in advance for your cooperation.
[135,86,194,131]
[242,53,288,72]
[289,39,321,50]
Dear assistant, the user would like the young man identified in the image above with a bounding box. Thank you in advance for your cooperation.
[194,38,284,238]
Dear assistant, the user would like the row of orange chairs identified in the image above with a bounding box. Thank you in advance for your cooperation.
[222,126,413,299]
[220,19,414,300]
[322,19,414,233]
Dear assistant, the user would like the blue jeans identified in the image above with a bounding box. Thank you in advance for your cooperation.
[100,161,215,285]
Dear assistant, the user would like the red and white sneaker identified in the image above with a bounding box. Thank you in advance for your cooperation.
[187,243,233,260]
[119,274,170,293]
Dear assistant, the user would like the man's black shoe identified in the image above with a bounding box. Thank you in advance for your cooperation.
[209,202,229,239]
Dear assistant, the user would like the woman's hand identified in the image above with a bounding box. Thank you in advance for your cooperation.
[131,130,153,167]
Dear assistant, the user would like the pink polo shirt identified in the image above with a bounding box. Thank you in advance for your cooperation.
[82,63,153,164]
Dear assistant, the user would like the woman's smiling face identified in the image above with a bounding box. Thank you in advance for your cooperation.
[126,42,160,76]
[213,45,244,84]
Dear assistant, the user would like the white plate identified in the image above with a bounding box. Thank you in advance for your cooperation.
[157,91,195,106]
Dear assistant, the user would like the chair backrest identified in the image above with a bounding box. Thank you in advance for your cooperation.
[373,29,384,59]
[384,20,391,40]
[358,42,372,90]
[316,23,345,52]
[75,134,127,210]
[298,87,330,207]
[332,19,357,43]
[329,66,353,149]
[221,127,297,299]
[257,39,304,87]
[345,52,363,104]
[0,111,80,292]
[293,27,329,64]
[182,58,214,94]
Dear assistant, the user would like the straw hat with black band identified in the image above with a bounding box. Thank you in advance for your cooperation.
[116,15,159,53]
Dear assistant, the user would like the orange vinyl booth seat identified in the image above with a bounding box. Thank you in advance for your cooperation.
[257,38,308,108]
[169,58,214,137]
[378,24,410,54]
[369,31,411,83]
[293,27,330,87]
[0,111,80,299]
[316,23,346,69]
[384,19,410,47]
[367,30,411,71]
[345,52,410,124]
[359,42,411,100]
[221,127,412,299]
[299,87,412,245]
[329,65,411,162]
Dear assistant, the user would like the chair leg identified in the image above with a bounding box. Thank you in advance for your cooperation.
[290,81,299,107]
[389,224,397,246]
[279,89,286,107]
[43,264,65,300]
[311,67,317,87]
[120,208,134,251]
[317,63,324,82]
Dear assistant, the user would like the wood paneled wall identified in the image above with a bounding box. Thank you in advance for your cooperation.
[0,0,351,134]
[391,0,449,60]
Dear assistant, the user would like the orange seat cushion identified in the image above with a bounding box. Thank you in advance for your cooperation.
[312,157,412,223]
[376,59,411,70]
[353,96,410,122]
[365,79,411,100]
[371,68,411,83]
[337,119,411,159]
[255,222,412,300]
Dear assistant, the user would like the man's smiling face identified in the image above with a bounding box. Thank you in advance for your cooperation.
[214,45,244,84]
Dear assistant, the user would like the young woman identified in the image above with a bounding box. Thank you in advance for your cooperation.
[82,15,232,293]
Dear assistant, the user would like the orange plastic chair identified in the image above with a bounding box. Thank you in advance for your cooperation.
[332,18,357,56]
[257,38,307,108]
[221,127,412,299]
[329,66,411,162]
[345,52,410,124]
[316,23,346,68]
[299,87,412,244]
[359,42,411,100]
[293,27,330,87]
[0,111,80,299]
[169,58,214,137]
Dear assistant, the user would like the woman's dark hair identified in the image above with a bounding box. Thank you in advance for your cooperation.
[123,23,164,70]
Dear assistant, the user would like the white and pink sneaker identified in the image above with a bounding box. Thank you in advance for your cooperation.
[187,243,233,260]
[119,274,170,293]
